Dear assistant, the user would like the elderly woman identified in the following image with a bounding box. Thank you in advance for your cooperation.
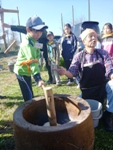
[54,28,113,131]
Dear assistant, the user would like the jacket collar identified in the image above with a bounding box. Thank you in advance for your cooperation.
[102,32,113,38]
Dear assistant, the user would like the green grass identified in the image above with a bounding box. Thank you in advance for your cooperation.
[0,61,113,149]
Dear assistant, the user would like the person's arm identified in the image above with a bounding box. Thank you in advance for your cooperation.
[53,66,73,78]
[103,50,113,78]
[3,23,26,34]
[11,25,26,34]
[53,51,81,79]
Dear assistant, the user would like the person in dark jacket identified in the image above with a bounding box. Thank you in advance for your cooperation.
[60,23,77,86]
[3,23,53,83]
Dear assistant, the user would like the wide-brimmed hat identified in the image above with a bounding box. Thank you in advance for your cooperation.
[26,15,48,30]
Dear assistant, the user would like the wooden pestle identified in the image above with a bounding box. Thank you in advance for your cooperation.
[42,85,57,126]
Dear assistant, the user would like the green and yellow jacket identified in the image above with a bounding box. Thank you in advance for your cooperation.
[14,34,41,81]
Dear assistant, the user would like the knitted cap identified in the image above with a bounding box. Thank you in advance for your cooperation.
[80,28,97,41]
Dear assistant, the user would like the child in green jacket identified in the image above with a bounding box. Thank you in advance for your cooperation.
[14,15,48,101]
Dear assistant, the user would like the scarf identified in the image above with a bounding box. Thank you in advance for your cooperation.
[65,33,72,37]
[48,41,54,45]
[102,32,113,39]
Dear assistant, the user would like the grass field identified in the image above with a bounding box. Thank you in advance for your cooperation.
[0,52,113,150]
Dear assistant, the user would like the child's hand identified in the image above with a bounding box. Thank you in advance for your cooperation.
[38,80,45,87]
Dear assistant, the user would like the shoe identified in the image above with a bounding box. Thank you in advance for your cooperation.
[66,81,73,86]
[52,81,56,84]
[56,82,62,86]
[102,110,113,131]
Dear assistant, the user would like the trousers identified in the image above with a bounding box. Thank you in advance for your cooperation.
[50,62,60,83]
[16,74,34,101]
[106,80,113,112]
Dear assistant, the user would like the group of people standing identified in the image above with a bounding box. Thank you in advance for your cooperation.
[43,22,113,87]
[2,15,77,101]
[54,23,113,132]
[34,23,78,86]
[2,20,78,87]
[1,15,113,132]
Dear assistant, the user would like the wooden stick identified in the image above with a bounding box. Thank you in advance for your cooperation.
[42,85,57,126]
[4,40,16,54]
[0,8,19,13]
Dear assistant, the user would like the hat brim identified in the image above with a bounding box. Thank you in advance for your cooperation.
[32,25,48,30]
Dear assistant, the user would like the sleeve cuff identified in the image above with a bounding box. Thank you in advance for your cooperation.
[33,73,42,83]
[108,70,113,78]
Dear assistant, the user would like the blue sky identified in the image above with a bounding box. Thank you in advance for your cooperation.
[1,0,113,36]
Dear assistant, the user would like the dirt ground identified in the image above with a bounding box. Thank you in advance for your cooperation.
[0,51,18,60]
[0,51,18,70]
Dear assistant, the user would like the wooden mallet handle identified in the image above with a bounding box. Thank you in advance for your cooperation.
[42,86,57,126]
[4,40,16,54]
